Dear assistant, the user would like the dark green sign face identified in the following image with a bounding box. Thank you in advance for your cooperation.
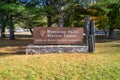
[33,27,84,45]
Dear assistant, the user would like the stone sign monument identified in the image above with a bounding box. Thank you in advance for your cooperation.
[26,16,95,54]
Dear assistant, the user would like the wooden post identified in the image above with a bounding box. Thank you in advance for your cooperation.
[89,20,95,53]
[90,20,95,42]
[85,16,90,46]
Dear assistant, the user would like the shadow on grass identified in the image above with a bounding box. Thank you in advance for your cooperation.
[0,49,26,57]
[96,38,118,43]
[0,38,33,47]
[0,52,27,57]
[0,35,33,56]
[110,44,120,49]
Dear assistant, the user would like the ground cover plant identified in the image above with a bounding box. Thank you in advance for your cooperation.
[0,33,120,80]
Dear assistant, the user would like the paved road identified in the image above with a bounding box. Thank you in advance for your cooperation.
[0,32,32,37]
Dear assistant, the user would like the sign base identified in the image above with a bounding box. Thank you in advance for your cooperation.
[26,44,88,54]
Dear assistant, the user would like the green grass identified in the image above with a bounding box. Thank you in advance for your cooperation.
[0,33,120,80]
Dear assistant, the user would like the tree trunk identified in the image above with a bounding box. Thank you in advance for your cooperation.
[104,30,108,38]
[47,15,52,27]
[0,13,6,38]
[58,15,64,27]
[9,29,15,40]
[9,15,15,40]
[1,26,6,37]
[108,28,114,39]
[58,0,64,28]
[29,28,33,35]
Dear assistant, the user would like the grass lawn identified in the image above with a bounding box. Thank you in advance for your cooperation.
[0,33,120,80]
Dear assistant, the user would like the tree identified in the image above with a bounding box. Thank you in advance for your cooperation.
[91,0,120,39]
[0,0,25,39]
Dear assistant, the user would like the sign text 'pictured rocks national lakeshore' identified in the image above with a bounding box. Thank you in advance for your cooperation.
[33,27,84,45]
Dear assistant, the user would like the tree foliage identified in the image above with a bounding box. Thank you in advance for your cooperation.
[0,0,120,39]
[91,0,120,38]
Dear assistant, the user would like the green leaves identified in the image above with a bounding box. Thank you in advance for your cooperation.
[0,3,25,15]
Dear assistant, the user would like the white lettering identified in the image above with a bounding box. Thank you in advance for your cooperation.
[67,30,79,34]
[47,29,66,34]
[47,34,63,38]
[64,35,77,38]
